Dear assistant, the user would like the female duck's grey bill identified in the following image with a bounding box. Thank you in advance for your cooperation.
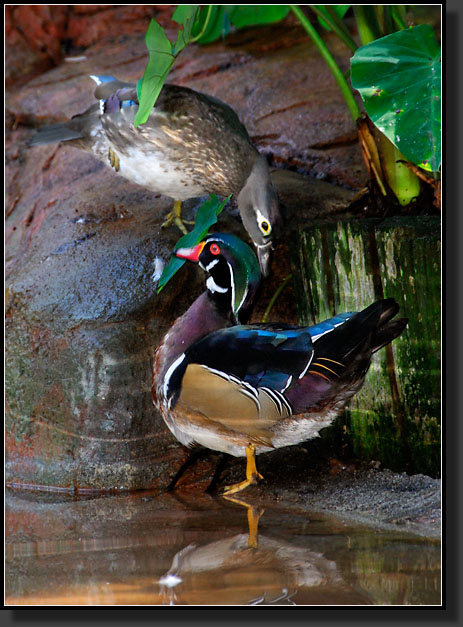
[256,242,273,277]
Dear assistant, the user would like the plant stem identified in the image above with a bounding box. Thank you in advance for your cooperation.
[190,5,214,43]
[379,135,421,206]
[309,5,358,53]
[376,5,396,36]
[390,6,407,30]
[261,274,293,323]
[353,6,382,44]
[290,5,361,123]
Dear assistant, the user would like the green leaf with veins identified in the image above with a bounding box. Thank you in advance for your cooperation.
[351,25,441,172]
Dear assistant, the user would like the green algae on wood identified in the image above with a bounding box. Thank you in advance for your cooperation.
[291,217,440,477]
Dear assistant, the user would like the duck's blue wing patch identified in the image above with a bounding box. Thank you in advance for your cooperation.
[309,312,355,341]
[89,74,116,86]
[89,75,138,113]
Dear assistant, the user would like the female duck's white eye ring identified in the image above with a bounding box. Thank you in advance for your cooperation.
[259,219,271,236]
[255,208,272,236]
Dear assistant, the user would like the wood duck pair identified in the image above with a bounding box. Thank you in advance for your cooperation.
[29,76,280,275]
[153,233,408,495]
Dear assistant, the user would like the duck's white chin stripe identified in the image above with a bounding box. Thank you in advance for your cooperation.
[205,259,219,271]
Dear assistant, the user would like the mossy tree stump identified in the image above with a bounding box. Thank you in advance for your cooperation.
[291,217,440,477]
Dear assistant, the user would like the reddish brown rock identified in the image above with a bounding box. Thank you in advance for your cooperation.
[66,5,160,48]
[5,5,175,87]
[5,5,67,86]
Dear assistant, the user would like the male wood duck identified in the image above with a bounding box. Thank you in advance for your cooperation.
[29,76,280,275]
[152,233,408,495]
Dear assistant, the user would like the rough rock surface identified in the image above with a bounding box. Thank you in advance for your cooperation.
[5,5,172,86]
[6,8,367,492]
[263,461,441,539]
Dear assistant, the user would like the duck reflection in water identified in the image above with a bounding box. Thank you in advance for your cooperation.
[158,496,371,606]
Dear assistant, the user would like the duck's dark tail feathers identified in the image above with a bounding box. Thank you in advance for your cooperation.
[286,299,407,415]
[28,123,84,147]
[368,298,408,354]
[312,298,408,382]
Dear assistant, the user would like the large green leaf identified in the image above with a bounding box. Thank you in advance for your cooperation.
[134,8,201,126]
[225,5,290,29]
[134,19,177,127]
[193,6,232,44]
[172,5,200,53]
[157,195,231,293]
[351,24,441,172]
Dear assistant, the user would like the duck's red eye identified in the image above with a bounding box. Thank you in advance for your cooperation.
[210,243,221,255]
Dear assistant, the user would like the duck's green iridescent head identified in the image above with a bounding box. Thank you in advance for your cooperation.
[175,233,261,322]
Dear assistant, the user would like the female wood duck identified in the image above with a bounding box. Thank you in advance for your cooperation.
[29,76,280,275]
[152,233,408,495]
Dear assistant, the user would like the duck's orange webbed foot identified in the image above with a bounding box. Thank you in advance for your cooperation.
[222,444,263,496]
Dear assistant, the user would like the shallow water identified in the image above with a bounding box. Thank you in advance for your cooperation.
[5,489,441,606]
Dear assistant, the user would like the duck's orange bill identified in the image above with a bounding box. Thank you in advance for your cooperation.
[174,241,205,262]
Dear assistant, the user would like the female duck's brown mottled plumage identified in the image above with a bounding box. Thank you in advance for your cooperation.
[29,76,281,274]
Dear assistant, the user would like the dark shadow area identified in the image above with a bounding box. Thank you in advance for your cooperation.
[442,5,460,626]
[7,607,452,625]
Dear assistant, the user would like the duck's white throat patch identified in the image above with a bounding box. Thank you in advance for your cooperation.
[206,276,228,294]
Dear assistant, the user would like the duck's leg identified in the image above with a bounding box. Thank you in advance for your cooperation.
[161,199,193,235]
[246,500,264,549]
[222,444,263,496]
